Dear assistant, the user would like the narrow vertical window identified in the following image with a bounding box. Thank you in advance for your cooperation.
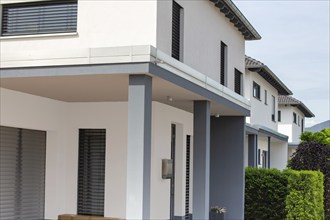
[220,42,227,86]
[271,95,275,121]
[278,110,281,122]
[172,1,183,61]
[293,113,297,124]
[253,82,261,99]
[185,135,191,219]
[78,129,106,216]
[258,149,261,165]
[234,69,242,95]
[298,115,300,126]
[264,90,268,104]
[301,119,304,133]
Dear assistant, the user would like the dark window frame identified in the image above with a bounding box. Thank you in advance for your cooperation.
[264,90,268,105]
[253,82,261,100]
[271,95,276,122]
[220,41,227,86]
[234,68,243,95]
[1,0,78,37]
[293,112,297,124]
[278,110,281,122]
[172,0,183,61]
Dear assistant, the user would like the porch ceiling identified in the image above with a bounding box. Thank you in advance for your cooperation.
[0,74,239,115]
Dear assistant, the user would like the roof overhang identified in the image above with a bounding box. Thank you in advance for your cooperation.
[278,96,315,117]
[209,0,261,40]
[246,123,288,142]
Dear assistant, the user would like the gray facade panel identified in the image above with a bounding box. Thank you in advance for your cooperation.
[248,134,258,167]
[210,116,245,220]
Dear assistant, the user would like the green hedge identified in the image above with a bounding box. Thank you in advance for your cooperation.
[285,170,324,220]
[245,167,288,219]
[245,168,324,220]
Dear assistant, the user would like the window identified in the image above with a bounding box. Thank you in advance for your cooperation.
[262,151,268,169]
[172,1,183,61]
[253,82,261,99]
[258,149,261,165]
[293,112,297,124]
[271,95,276,121]
[234,69,243,95]
[185,135,191,219]
[0,126,46,219]
[298,115,300,126]
[78,129,106,216]
[1,0,77,37]
[301,119,304,133]
[264,90,268,104]
[220,42,227,86]
[278,110,281,122]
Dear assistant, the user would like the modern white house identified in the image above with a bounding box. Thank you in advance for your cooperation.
[278,95,315,159]
[244,56,293,170]
[0,0,261,220]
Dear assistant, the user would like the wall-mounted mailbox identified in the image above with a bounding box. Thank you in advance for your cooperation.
[162,159,173,179]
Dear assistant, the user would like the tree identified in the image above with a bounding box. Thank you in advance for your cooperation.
[300,128,330,145]
[288,141,330,219]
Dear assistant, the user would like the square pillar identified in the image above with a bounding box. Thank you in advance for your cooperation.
[126,75,152,219]
[210,116,245,220]
[248,134,258,167]
[193,101,210,220]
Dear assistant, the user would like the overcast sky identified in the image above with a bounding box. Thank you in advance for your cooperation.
[233,0,330,127]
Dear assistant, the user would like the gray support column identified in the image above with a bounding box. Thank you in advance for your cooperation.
[126,75,152,219]
[268,136,271,169]
[193,101,211,220]
[210,116,245,220]
[248,134,258,167]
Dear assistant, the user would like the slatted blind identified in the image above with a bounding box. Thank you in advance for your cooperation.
[185,135,191,220]
[172,1,182,61]
[77,129,106,217]
[220,42,227,86]
[0,126,46,220]
[1,0,77,36]
[234,69,242,95]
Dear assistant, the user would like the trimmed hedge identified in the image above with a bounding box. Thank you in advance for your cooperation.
[285,170,324,220]
[245,167,288,219]
[245,168,324,220]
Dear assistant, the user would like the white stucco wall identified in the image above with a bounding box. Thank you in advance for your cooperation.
[245,70,278,130]
[270,141,288,170]
[257,137,268,168]
[278,106,305,143]
[156,0,245,92]
[0,0,157,56]
[0,88,193,219]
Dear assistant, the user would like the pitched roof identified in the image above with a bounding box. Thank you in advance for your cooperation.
[209,0,261,40]
[278,95,315,117]
[245,56,293,95]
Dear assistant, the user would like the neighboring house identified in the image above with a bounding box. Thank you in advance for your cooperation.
[244,56,293,170]
[0,1,261,220]
[278,95,315,159]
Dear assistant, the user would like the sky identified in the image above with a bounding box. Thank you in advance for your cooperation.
[233,0,330,127]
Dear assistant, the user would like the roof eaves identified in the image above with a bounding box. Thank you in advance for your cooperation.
[210,0,261,40]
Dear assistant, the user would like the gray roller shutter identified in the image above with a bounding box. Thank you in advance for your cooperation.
[172,1,182,61]
[220,42,227,86]
[0,126,46,220]
[234,69,242,95]
[77,129,106,216]
[1,0,77,36]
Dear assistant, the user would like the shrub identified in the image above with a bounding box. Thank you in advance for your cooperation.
[284,170,324,220]
[288,141,330,219]
[245,167,288,220]
[245,168,325,220]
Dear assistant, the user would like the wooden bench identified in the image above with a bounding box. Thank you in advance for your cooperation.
[58,214,122,220]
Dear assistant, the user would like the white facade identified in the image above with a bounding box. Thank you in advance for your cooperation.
[245,69,278,131]
[278,106,305,143]
[0,88,194,219]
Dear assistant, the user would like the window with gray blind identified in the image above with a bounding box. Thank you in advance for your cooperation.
[220,42,227,86]
[1,0,77,36]
[0,126,46,220]
[77,129,106,216]
[172,0,183,61]
[234,69,242,95]
[185,135,191,220]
